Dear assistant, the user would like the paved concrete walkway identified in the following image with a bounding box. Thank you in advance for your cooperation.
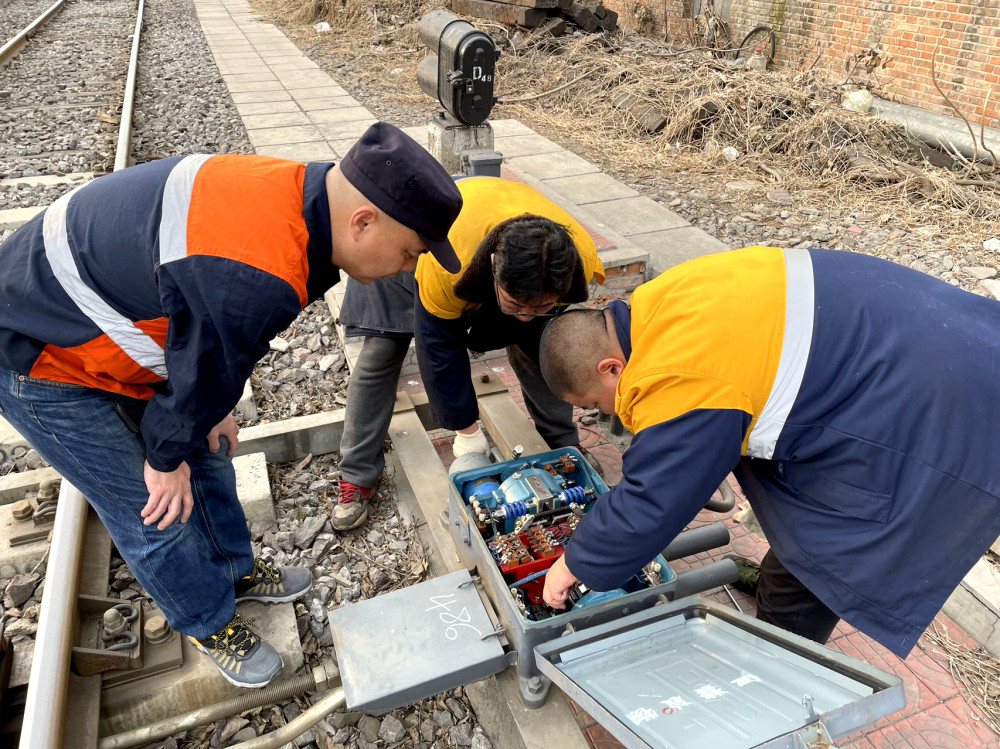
[193,0,727,277]
[191,2,1000,748]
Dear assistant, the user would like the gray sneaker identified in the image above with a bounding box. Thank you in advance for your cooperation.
[234,557,312,604]
[190,611,282,688]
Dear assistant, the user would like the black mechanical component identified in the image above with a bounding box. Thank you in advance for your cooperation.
[417,10,498,126]
[735,25,776,62]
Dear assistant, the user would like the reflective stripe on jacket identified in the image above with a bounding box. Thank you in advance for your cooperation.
[412,177,605,429]
[0,155,339,470]
[565,246,1000,657]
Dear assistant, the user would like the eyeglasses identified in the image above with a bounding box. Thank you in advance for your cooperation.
[494,279,563,319]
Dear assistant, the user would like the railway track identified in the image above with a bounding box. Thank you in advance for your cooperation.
[0,0,142,213]
[0,0,63,47]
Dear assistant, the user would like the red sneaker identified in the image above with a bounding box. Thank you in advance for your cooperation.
[332,481,372,531]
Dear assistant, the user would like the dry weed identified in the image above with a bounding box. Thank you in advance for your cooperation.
[253,0,1000,252]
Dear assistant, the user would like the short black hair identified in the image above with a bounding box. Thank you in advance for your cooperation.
[484,215,578,306]
[540,308,614,398]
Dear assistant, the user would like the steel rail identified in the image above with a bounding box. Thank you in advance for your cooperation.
[16,4,143,744]
[97,661,340,749]
[113,0,144,171]
[17,482,89,749]
[0,0,66,66]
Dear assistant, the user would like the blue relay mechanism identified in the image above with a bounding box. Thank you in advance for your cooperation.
[446,446,739,707]
[450,448,673,623]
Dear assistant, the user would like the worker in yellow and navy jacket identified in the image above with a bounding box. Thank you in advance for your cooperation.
[334,177,605,530]
[0,123,463,688]
[538,245,1000,658]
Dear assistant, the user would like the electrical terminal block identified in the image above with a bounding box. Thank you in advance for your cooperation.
[488,533,530,568]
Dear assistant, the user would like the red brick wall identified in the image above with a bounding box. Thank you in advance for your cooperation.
[609,0,1000,127]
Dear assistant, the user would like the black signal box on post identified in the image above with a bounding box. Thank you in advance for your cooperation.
[417,10,498,126]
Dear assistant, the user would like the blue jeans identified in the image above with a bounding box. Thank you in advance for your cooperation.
[0,368,252,640]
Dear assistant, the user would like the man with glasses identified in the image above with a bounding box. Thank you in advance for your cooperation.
[334,177,605,531]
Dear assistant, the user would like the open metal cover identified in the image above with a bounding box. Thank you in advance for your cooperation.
[535,598,904,749]
[328,568,507,714]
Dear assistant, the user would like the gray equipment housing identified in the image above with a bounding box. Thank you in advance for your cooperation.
[444,447,739,707]
[535,598,905,748]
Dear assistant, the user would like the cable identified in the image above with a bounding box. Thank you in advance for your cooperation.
[495,70,593,104]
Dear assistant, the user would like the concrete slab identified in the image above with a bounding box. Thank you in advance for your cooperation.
[213,50,264,61]
[324,139,353,158]
[0,466,60,504]
[634,225,729,272]
[0,501,52,578]
[235,409,346,463]
[287,85,350,100]
[505,150,600,180]
[210,52,263,61]
[233,452,274,525]
[314,119,377,142]
[216,64,272,76]
[244,32,290,41]
[944,558,1000,658]
[596,245,650,269]
[230,89,292,104]
[307,106,374,125]
[235,99,302,116]
[254,142,338,161]
[225,79,287,94]
[544,172,640,205]
[252,44,304,55]
[488,118,536,137]
[0,205,45,231]
[582,195,689,236]
[399,124,428,146]
[274,70,337,89]
[242,110,312,128]
[267,59,320,72]
[98,602,303,735]
[492,134,563,159]
[247,124,324,147]
[298,95,363,112]
[208,43,254,53]
[389,402,587,749]
[223,71,279,84]
[259,53,311,63]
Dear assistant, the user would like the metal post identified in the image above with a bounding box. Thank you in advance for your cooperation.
[18,482,88,749]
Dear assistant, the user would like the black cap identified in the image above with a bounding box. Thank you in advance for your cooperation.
[340,122,463,273]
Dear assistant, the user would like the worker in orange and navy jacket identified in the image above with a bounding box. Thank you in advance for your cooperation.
[333,177,605,530]
[0,122,463,688]
[539,246,1000,659]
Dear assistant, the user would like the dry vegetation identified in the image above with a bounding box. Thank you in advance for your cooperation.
[253,0,1000,260]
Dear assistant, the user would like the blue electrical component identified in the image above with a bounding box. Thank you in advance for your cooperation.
[462,476,502,508]
[576,588,628,607]
[560,485,585,504]
[497,468,566,507]
[499,500,529,520]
